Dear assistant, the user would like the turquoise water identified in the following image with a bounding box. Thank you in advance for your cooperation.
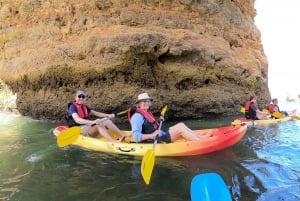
[0,101,300,201]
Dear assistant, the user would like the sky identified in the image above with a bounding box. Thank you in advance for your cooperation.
[254,0,300,100]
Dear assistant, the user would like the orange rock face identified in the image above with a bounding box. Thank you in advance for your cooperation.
[0,0,270,121]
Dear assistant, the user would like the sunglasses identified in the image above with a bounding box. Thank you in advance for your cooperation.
[78,95,85,99]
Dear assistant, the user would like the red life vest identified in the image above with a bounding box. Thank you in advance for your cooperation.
[72,102,88,118]
[268,104,275,113]
[244,100,253,112]
[128,107,159,130]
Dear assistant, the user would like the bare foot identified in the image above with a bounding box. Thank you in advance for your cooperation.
[121,132,131,138]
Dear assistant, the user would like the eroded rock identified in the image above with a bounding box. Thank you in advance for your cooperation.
[0,0,270,121]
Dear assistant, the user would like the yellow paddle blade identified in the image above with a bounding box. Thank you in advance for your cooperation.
[57,126,81,147]
[291,115,300,120]
[161,105,168,116]
[262,108,269,113]
[240,107,245,113]
[272,112,284,119]
[141,149,155,185]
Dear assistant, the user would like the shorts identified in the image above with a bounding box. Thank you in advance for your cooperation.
[157,129,171,143]
[79,125,92,136]
[245,114,259,120]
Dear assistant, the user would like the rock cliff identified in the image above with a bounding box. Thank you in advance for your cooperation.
[0,0,270,121]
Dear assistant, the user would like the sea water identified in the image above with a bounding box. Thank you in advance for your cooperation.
[0,101,299,201]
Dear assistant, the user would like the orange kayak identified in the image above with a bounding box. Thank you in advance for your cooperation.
[53,124,247,157]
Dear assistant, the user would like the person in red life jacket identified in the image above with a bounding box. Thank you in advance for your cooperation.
[268,98,288,118]
[66,90,129,142]
[244,96,268,120]
[129,93,210,143]
[268,98,279,113]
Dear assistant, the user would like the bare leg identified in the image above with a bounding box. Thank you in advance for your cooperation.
[97,126,122,142]
[87,125,121,142]
[168,122,210,141]
[99,119,130,138]
[257,112,268,120]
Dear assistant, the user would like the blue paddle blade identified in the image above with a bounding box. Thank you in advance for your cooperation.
[190,173,232,201]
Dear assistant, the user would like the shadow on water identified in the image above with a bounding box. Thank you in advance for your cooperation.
[9,146,265,201]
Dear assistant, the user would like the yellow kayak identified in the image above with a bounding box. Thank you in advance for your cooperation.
[232,116,292,127]
[53,124,247,157]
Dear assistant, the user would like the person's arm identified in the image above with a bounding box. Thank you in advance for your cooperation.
[131,113,157,142]
[69,105,96,125]
[252,104,268,119]
[251,104,262,114]
[72,113,96,125]
[89,109,115,119]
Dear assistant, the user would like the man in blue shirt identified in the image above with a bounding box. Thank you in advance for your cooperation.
[67,90,129,142]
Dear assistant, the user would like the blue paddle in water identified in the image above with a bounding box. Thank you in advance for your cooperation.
[190,173,232,201]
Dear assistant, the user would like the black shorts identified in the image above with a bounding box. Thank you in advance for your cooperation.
[141,129,171,143]
[157,129,171,143]
[245,114,259,120]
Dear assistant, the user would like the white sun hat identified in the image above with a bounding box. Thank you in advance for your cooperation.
[135,93,153,103]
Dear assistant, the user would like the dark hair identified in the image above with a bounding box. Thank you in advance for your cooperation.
[249,96,255,101]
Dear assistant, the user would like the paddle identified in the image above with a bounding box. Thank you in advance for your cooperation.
[272,111,284,119]
[240,107,269,114]
[57,126,81,147]
[141,105,168,185]
[115,109,128,117]
[190,173,232,201]
[271,111,300,120]
[291,115,300,120]
[56,109,129,148]
[262,108,269,113]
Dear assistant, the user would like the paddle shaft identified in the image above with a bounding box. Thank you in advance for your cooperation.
[154,105,168,147]
[115,109,128,117]
[241,107,269,114]
[153,120,163,148]
[141,105,168,185]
